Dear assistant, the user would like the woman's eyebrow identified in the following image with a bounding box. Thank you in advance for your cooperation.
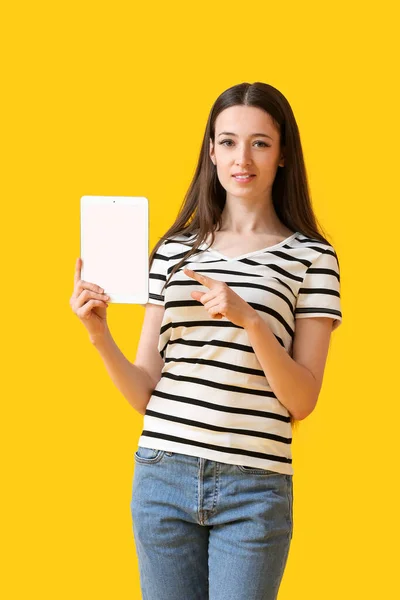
[217,131,273,140]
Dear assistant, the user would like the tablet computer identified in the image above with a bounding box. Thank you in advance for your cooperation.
[80,195,149,304]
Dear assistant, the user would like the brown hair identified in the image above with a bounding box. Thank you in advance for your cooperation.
[149,81,333,430]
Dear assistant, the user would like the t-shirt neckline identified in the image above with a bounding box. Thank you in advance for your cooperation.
[199,231,299,262]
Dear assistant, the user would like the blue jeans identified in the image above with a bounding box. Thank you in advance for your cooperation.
[130,446,293,600]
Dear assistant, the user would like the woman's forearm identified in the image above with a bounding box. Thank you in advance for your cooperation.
[90,328,154,415]
[244,313,318,420]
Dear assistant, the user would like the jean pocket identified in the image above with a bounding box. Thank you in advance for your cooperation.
[134,446,165,464]
[237,464,280,475]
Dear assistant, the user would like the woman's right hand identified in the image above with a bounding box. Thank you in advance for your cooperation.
[70,257,110,341]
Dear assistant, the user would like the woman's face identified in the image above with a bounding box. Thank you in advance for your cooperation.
[209,105,284,201]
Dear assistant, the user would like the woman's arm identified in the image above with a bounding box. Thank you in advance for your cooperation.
[244,313,334,420]
[91,327,155,416]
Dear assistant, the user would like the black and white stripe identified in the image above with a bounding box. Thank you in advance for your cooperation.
[141,232,342,475]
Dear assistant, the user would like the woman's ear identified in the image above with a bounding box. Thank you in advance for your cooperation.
[209,138,215,165]
[278,148,285,168]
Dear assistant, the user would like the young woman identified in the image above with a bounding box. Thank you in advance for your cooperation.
[71,82,342,600]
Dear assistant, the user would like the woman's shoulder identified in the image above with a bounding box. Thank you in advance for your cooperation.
[291,232,337,255]
[167,231,197,244]
[155,231,198,258]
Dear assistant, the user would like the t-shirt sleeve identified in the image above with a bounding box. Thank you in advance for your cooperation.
[295,246,342,331]
[148,240,170,306]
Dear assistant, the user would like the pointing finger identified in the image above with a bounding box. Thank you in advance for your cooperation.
[183,268,216,289]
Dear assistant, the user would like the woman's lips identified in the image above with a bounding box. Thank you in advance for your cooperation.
[232,174,256,183]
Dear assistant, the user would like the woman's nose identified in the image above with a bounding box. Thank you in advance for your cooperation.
[235,146,253,165]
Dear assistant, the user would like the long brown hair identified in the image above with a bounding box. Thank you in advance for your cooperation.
[149,81,333,430]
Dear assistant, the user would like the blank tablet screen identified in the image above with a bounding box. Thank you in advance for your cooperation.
[80,196,149,304]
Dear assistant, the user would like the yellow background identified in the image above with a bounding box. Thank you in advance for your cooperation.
[2,1,398,598]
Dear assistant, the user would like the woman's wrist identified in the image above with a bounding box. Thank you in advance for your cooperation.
[90,325,112,348]
[243,308,261,332]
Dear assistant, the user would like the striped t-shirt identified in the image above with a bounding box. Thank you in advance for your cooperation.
[138,231,342,475]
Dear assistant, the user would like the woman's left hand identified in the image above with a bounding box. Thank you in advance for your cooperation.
[183,267,257,329]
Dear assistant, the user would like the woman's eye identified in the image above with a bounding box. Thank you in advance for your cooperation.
[218,140,270,148]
